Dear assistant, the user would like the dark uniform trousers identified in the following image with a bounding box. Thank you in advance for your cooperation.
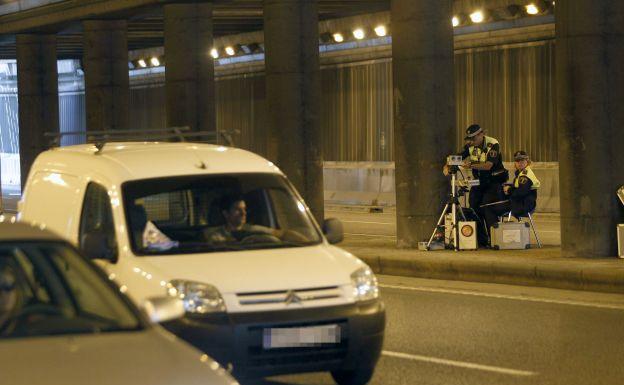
[469,182,504,244]
[489,195,536,220]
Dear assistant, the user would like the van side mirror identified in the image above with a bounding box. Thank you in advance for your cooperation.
[143,297,185,324]
[323,218,344,244]
[81,231,117,262]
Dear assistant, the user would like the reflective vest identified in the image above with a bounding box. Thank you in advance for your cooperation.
[514,166,540,190]
[468,136,499,163]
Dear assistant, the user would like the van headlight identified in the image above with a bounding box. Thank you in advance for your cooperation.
[168,280,226,314]
[351,267,379,302]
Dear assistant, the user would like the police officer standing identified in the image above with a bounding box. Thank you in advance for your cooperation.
[445,124,507,245]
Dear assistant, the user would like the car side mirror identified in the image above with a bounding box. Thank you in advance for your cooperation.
[323,218,344,244]
[143,297,185,324]
[81,231,117,262]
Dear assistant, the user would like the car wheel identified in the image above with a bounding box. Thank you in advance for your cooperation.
[331,365,375,385]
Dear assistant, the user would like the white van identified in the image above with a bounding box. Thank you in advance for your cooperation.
[19,142,385,384]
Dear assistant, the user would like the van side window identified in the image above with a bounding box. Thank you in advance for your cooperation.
[79,183,118,261]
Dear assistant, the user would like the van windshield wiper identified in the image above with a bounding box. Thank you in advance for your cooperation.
[176,243,244,253]
[238,241,316,250]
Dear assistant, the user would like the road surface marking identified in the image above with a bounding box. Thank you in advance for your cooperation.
[382,350,537,377]
[379,284,624,310]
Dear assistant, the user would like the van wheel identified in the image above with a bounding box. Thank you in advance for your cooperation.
[331,365,375,385]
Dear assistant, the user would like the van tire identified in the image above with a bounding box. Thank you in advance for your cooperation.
[331,365,375,385]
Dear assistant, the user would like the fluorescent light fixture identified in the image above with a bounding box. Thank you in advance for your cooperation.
[333,33,344,43]
[353,28,365,40]
[374,25,387,37]
[526,3,539,15]
[150,57,160,66]
[138,59,147,68]
[210,48,219,59]
[225,46,235,56]
[470,10,484,23]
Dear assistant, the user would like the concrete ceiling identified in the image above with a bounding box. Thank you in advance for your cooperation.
[0,0,389,59]
[0,0,551,59]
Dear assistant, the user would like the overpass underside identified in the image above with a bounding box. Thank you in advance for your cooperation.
[0,0,622,256]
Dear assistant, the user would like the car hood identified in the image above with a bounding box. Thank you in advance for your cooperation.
[0,328,237,385]
[139,245,365,294]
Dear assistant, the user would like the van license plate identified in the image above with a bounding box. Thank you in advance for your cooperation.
[263,324,341,349]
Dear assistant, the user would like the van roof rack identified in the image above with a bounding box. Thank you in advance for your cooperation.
[44,127,237,152]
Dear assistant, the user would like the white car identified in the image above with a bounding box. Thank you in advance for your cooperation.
[19,142,385,384]
[0,222,238,385]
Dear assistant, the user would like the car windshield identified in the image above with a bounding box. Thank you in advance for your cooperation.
[122,173,323,255]
[0,242,141,340]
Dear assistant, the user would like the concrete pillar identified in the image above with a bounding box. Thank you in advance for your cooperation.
[392,0,455,247]
[164,3,216,134]
[83,20,129,131]
[16,34,59,188]
[264,0,324,223]
[557,1,624,257]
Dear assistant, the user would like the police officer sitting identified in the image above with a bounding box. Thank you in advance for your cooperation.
[496,150,541,219]
[445,124,507,245]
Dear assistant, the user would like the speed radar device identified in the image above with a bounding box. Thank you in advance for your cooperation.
[446,155,464,167]
[426,156,480,251]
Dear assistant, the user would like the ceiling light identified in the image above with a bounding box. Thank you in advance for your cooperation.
[333,33,344,43]
[150,57,160,66]
[210,48,219,59]
[225,46,235,56]
[470,10,484,23]
[353,28,365,40]
[138,59,147,68]
[452,16,459,27]
[526,3,539,15]
[374,25,387,37]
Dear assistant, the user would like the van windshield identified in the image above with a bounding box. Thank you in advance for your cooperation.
[122,173,323,255]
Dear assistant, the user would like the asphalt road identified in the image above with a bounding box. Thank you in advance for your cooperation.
[250,275,624,385]
[326,207,561,246]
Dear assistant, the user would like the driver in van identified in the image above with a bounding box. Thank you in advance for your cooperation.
[203,195,308,244]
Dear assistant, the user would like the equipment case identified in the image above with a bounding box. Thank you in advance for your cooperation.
[490,221,531,250]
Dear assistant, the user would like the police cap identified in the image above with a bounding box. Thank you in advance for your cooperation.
[464,124,483,140]
[513,150,529,161]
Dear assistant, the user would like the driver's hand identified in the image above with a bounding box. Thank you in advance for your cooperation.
[442,165,449,176]
[462,159,472,169]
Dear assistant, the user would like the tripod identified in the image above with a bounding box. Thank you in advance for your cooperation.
[426,167,467,251]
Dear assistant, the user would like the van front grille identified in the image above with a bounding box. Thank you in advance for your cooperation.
[236,286,342,306]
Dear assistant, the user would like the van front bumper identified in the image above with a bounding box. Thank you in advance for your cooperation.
[162,300,385,378]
